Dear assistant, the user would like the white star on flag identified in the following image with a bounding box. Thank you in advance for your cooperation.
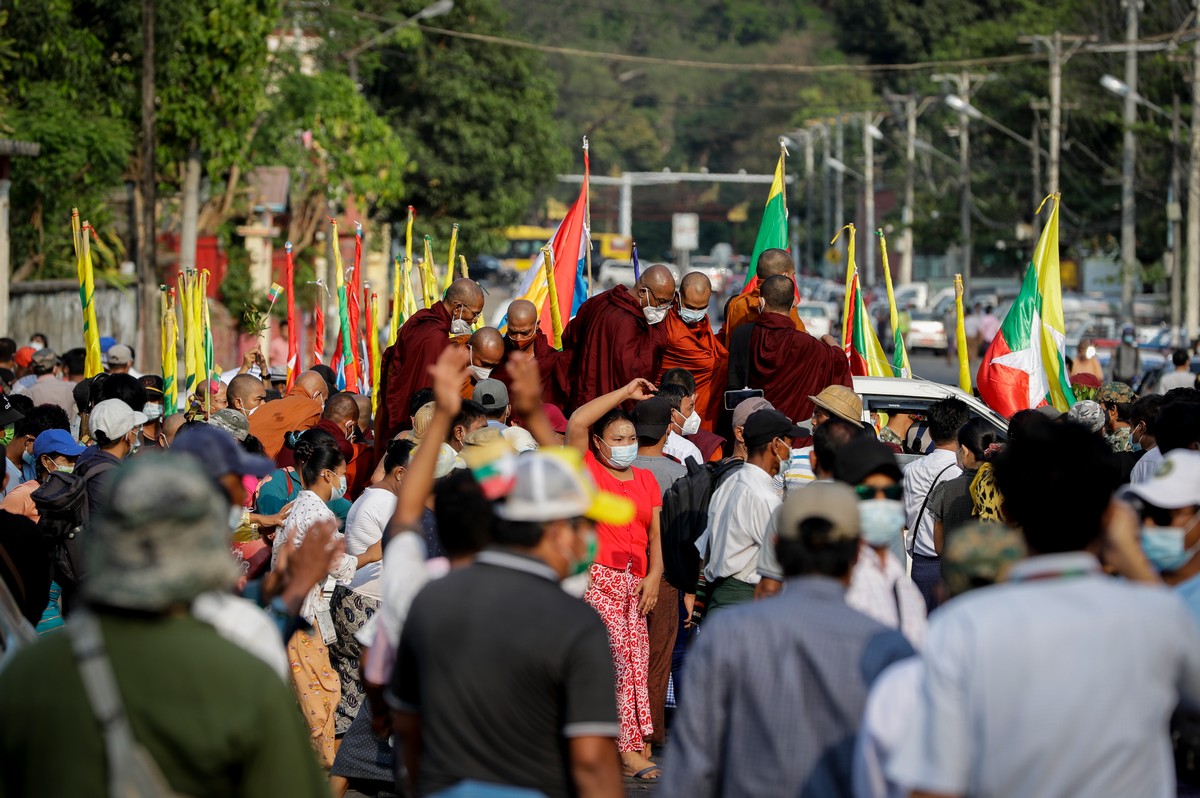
[991,307,1049,408]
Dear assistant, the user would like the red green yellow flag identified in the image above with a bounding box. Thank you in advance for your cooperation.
[740,144,788,293]
[835,224,890,377]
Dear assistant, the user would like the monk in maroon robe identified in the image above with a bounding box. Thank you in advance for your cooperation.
[496,299,568,406]
[375,278,484,445]
[747,274,851,423]
[560,264,676,412]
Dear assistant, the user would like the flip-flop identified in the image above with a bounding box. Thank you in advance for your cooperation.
[624,765,662,782]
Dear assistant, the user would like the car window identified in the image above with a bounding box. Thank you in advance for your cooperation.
[798,305,827,318]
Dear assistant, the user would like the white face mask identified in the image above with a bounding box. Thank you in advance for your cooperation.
[643,304,669,326]
[450,307,473,336]
[859,498,906,547]
[681,410,701,436]
[28,341,44,352]
[330,474,348,501]
[470,364,492,382]
[679,307,707,325]
[600,439,638,469]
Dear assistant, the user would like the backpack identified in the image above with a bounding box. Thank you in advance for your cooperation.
[31,470,92,588]
[660,457,743,593]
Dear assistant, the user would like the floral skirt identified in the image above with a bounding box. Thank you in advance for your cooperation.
[584,563,653,753]
[329,585,379,735]
[287,627,340,768]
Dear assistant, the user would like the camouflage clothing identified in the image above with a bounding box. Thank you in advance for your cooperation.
[1097,381,1137,406]
[1106,426,1133,453]
[941,521,1026,598]
[879,426,903,447]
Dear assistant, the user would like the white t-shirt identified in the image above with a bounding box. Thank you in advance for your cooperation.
[664,431,703,466]
[343,487,397,601]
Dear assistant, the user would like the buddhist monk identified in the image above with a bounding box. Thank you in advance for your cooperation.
[463,327,505,399]
[376,278,484,444]
[248,370,328,458]
[747,274,851,423]
[560,263,675,411]
[720,248,805,346]
[657,272,728,432]
[497,298,568,405]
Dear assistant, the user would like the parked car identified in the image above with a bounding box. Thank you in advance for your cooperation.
[684,256,731,294]
[468,254,507,285]
[905,310,948,354]
[797,302,836,338]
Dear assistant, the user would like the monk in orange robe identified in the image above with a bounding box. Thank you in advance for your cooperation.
[496,299,568,406]
[560,264,675,412]
[657,272,728,432]
[376,278,484,444]
[747,275,850,423]
[460,327,506,399]
[720,248,805,346]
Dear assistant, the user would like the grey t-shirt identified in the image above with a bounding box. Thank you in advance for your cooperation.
[634,454,688,497]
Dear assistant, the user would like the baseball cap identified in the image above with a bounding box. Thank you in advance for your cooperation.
[267,365,289,383]
[774,481,861,542]
[543,404,569,435]
[1035,404,1064,421]
[31,348,60,371]
[32,429,86,459]
[90,399,149,440]
[809,385,863,425]
[743,409,805,449]
[1120,450,1200,510]
[84,454,239,611]
[99,336,117,354]
[1066,399,1105,433]
[631,397,672,441]
[732,396,774,429]
[106,344,134,366]
[1098,381,1137,405]
[207,408,250,442]
[13,346,35,368]
[495,447,635,525]
[503,425,538,453]
[833,436,903,485]
[0,394,23,427]
[172,424,274,479]
[472,378,510,411]
[941,521,1027,598]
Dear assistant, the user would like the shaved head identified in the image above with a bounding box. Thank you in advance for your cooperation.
[294,370,329,403]
[228,373,266,416]
[635,263,677,309]
[162,412,186,446]
[680,272,713,309]
[444,278,485,320]
[757,248,794,279]
[323,391,360,426]
[352,393,373,431]
[468,327,505,368]
[760,274,796,312]
[506,299,540,350]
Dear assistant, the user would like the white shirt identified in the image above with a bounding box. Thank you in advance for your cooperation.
[342,487,397,600]
[846,543,928,649]
[664,431,703,466]
[902,448,961,557]
[1131,445,1165,484]
[697,462,780,583]
[888,552,1200,798]
[1157,369,1195,394]
[757,477,832,581]
[271,489,357,622]
[853,657,922,798]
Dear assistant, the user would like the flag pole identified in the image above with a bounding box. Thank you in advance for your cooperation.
[444,224,459,293]
[954,274,972,393]
[542,244,564,348]
[878,229,911,378]
[583,136,592,299]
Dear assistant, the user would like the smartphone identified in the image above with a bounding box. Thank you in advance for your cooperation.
[724,387,765,411]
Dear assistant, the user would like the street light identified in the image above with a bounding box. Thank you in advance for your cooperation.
[824,156,864,181]
[865,123,884,141]
[944,94,982,121]
[344,0,455,85]
[1101,73,1170,120]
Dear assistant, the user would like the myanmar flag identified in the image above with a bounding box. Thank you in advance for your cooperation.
[839,224,890,377]
[740,150,788,293]
[976,194,1075,417]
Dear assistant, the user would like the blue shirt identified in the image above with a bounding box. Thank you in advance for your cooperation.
[254,467,351,524]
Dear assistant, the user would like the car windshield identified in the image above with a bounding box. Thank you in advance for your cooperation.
[909,311,936,321]
[798,305,827,317]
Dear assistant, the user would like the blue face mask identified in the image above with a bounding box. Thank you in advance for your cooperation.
[679,307,708,325]
[859,498,906,547]
[1141,521,1200,572]
[21,450,34,466]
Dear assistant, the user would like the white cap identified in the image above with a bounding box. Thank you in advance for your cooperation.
[494,448,634,525]
[90,399,149,441]
[502,426,538,453]
[105,344,134,366]
[1122,450,1200,509]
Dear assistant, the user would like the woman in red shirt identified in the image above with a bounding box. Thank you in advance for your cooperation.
[567,377,665,781]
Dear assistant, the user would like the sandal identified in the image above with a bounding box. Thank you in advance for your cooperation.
[625,765,662,781]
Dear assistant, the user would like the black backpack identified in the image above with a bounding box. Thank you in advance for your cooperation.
[660,457,743,593]
[30,471,91,588]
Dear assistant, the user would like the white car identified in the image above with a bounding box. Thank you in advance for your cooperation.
[852,375,1008,444]
[797,302,836,338]
[596,259,680,290]
[905,310,949,354]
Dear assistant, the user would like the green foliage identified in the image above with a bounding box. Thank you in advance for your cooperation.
[7,87,132,278]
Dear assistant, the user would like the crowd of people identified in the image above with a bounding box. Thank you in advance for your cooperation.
[0,252,1199,798]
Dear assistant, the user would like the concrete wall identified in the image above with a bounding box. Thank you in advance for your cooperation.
[8,279,139,352]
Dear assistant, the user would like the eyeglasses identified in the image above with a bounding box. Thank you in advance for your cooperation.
[855,484,903,501]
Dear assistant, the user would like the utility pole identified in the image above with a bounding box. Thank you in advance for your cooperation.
[1120,0,1140,323]
[1170,96,1183,344]
[803,129,815,273]
[902,96,917,285]
[863,114,877,286]
[1031,111,1042,241]
[821,120,832,256]
[933,71,986,290]
[1019,33,1094,198]
[140,0,161,372]
[1188,0,1200,343]
[835,115,845,245]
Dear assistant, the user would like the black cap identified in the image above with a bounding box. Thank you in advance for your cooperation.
[172,424,275,479]
[0,394,23,427]
[743,409,805,448]
[833,436,903,485]
[631,397,672,441]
